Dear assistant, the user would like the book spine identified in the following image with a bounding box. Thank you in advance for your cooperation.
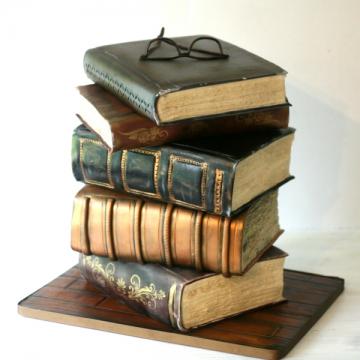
[71,189,246,275]
[83,49,159,123]
[112,105,290,150]
[79,254,187,331]
[72,125,236,216]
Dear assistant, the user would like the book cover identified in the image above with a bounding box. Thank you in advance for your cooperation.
[79,247,287,331]
[84,34,287,124]
[72,185,282,276]
[72,125,295,216]
[76,84,290,150]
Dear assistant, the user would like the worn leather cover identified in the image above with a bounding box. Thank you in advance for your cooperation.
[84,35,286,123]
[71,185,282,276]
[72,125,295,216]
[78,247,286,331]
[77,84,290,150]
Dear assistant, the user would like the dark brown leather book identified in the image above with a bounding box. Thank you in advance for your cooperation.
[84,32,287,124]
[78,247,287,331]
[76,84,289,150]
[71,185,282,276]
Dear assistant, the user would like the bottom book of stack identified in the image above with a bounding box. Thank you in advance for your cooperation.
[79,246,286,332]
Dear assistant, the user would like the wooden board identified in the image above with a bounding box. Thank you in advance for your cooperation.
[18,266,344,360]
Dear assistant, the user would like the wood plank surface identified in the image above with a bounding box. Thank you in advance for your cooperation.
[18,267,344,360]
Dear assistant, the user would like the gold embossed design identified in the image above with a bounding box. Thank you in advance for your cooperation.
[84,256,166,309]
[128,274,166,308]
[79,138,114,189]
[119,127,168,144]
[214,169,224,214]
[121,149,161,199]
[83,256,126,292]
[167,155,208,210]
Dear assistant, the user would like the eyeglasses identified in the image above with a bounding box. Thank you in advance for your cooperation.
[140,27,229,61]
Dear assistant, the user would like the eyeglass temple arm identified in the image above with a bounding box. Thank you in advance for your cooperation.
[143,27,165,57]
[149,27,166,51]
[157,27,165,39]
[143,36,181,58]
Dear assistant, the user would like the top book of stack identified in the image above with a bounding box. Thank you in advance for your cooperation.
[84,35,287,125]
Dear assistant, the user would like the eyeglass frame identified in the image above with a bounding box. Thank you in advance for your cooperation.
[140,28,229,61]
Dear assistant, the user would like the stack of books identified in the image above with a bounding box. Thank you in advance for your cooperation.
[70,30,295,332]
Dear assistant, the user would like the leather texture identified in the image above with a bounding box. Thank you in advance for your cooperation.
[84,35,286,123]
[79,253,198,331]
[72,125,295,216]
[72,185,281,276]
[79,247,286,331]
[77,84,290,150]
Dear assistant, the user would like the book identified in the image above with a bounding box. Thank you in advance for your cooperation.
[76,84,290,151]
[79,246,287,331]
[84,35,287,124]
[71,185,282,276]
[72,125,295,216]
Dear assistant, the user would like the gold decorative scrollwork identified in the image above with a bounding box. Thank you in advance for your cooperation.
[128,274,166,308]
[119,127,168,144]
[84,256,166,308]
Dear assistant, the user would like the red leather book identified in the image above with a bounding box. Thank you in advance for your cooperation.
[76,84,289,151]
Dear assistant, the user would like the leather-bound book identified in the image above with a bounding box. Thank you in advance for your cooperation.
[84,34,287,124]
[76,84,289,151]
[79,247,287,332]
[72,125,294,216]
[72,185,282,276]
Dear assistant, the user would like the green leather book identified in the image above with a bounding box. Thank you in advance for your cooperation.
[84,34,287,124]
[72,125,295,216]
[79,247,287,332]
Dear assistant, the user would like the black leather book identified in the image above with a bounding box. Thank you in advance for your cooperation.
[84,34,287,124]
[72,125,295,216]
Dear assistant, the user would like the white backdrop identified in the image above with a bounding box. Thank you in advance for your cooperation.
[2,0,359,234]
[1,1,359,360]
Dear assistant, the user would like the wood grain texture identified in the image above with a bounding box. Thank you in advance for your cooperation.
[18,266,344,360]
